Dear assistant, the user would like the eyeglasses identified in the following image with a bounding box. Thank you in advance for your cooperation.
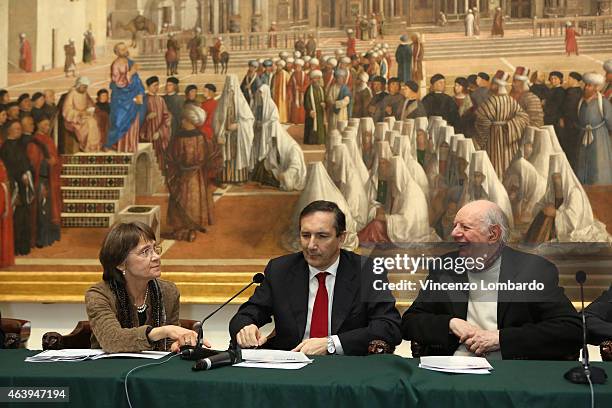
[131,244,163,258]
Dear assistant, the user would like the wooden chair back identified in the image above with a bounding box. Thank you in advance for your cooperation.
[0,318,31,349]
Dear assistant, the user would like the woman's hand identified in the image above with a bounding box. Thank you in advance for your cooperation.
[170,337,212,353]
[148,325,200,345]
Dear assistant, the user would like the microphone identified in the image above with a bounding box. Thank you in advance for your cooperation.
[192,347,242,371]
[181,273,265,360]
[564,271,607,384]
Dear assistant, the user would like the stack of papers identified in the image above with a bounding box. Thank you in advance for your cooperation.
[25,349,170,362]
[234,349,313,370]
[419,356,493,375]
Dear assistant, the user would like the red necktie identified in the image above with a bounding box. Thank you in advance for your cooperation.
[309,272,329,338]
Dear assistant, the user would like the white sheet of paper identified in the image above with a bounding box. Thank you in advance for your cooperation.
[25,349,171,362]
[91,351,171,360]
[419,356,493,370]
[418,364,492,375]
[240,349,313,363]
[233,362,310,370]
[25,349,106,362]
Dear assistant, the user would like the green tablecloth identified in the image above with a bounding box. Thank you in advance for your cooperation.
[0,350,611,407]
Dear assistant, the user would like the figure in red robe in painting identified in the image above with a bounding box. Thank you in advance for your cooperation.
[0,158,15,268]
[140,76,171,172]
[26,118,62,248]
[200,84,222,183]
[565,23,580,56]
[288,61,309,124]
[19,33,33,73]
[166,105,216,242]
[344,30,356,58]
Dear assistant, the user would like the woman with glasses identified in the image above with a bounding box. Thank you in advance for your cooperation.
[85,221,211,353]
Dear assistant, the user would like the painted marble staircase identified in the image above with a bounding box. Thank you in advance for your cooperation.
[60,143,163,228]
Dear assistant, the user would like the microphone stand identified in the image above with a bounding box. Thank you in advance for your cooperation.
[564,271,607,385]
[180,273,264,361]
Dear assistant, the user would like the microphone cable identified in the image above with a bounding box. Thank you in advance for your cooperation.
[124,352,180,408]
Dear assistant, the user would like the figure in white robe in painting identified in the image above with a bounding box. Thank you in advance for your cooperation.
[358,154,439,245]
[342,134,370,189]
[328,144,373,230]
[414,116,429,168]
[451,138,476,203]
[528,127,556,180]
[524,153,611,243]
[251,85,306,191]
[391,134,429,200]
[324,129,343,170]
[374,121,389,142]
[359,117,376,169]
[446,134,465,187]
[282,162,359,251]
[213,75,255,184]
[503,145,546,226]
[401,119,416,159]
[461,150,514,228]
[264,121,307,191]
[366,140,394,205]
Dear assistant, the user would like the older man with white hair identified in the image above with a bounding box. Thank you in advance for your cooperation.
[402,199,582,360]
[62,76,102,152]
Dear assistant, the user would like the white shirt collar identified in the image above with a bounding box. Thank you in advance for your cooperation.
[308,254,340,280]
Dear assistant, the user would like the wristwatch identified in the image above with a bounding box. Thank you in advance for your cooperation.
[327,336,336,354]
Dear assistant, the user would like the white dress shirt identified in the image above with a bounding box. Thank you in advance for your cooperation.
[453,255,502,359]
[302,254,344,354]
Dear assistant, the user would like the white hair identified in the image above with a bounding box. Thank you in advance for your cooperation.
[481,204,510,243]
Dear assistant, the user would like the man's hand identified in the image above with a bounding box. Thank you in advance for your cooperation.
[310,111,316,119]
[236,324,267,348]
[228,123,238,131]
[449,318,479,343]
[385,106,392,114]
[291,338,328,355]
[463,329,500,356]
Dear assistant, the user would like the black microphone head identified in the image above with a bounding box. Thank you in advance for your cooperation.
[575,271,586,285]
[252,273,265,284]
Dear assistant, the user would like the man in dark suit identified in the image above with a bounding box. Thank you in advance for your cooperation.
[585,285,612,345]
[229,200,402,355]
[402,200,581,360]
